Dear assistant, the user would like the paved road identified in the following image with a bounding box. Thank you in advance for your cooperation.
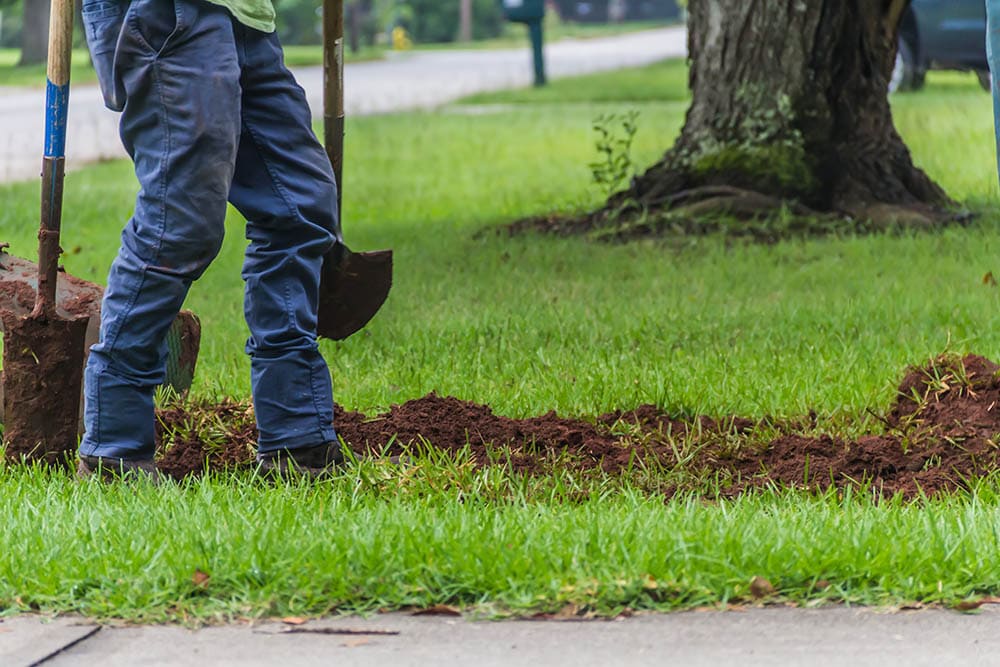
[3,606,1000,666]
[0,27,685,184]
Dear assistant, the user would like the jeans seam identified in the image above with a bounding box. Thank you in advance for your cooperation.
[242,122,301,226]
[102,62,170,358]
[91,367,102,447]
[308,354,330,438]
[243,121,310,337]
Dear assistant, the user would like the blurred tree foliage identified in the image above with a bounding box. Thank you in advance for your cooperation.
[399,0,503,43]
[0,0,22,49]
[2,0,507,61]
[273,0,503,46]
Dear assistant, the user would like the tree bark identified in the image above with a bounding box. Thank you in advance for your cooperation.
[611,0,952,225]
[458,0,473,42]
[20,0,49,66]
[347,1,361,53]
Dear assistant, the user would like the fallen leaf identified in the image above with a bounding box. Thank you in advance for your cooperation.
[814,580,830,591]
[556,603,581,619]
[749,576,775,599]
[282,616,307,625]
[985,272,998,287]
[954,599,985,611]
[191,570,210,589]
[342,638,370,648]
[411,604,461,617]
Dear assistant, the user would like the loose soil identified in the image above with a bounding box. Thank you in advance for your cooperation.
[155,353,1000,497]
[1,310,89,465]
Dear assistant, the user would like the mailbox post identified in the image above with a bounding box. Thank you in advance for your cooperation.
[501,0,546,86]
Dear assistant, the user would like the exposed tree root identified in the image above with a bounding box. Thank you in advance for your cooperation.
[504,182,970,244]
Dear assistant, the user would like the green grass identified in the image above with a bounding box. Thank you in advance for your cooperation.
[0,48,96,87]
[3,61,1000,621]
[5,465,1000,621]
[460,59,691,104]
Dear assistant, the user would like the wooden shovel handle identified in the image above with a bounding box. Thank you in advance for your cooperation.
[323,0,345,213]
[36,0,74,316]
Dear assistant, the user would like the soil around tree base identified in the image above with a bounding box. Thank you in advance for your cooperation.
[504,190,971,244]
[155,353,1000,498]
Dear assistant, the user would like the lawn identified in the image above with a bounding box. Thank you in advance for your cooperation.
[0,47,95,87]
[2,62,1000,621]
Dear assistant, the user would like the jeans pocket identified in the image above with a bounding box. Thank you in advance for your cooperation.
[82,1,126,111]
[126,0,185,56]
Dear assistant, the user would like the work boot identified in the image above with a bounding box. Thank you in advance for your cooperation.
[256,441,345,479]
[77,455,164,484]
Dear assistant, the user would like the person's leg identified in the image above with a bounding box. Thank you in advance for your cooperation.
[227,23,338,455]
[80,0,242,460]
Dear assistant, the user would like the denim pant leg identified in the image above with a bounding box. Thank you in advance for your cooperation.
[989,0,1000,183]
[228,26,338,453]
[80,0,242,459]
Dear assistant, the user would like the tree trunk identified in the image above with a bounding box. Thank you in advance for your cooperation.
[612,0,952,225]
[458,0,472,43]
[347,1,361,53]
[20,0,50,66]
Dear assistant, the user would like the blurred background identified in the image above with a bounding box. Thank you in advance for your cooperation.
[0,0,683,63]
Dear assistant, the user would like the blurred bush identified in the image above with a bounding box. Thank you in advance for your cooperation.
[400,0,504,43]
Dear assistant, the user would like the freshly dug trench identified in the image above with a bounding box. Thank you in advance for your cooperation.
[154,354,1000,497]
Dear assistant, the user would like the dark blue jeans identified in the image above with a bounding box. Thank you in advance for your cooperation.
[79,0,338,459]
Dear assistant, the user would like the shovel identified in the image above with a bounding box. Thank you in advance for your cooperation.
[0,0,201,463]
[316,0,393,340]
[0,0,88,464]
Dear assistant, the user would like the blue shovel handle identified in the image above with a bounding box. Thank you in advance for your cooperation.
[36,0,73,316]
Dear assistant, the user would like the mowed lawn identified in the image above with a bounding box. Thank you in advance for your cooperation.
[3,61,1000,620]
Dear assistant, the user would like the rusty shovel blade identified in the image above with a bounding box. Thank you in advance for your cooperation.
[316,245,393,341]
[1,309,88,465]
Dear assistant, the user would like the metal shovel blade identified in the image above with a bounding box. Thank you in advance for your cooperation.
[1,309,88,464]
[316,246,393,340]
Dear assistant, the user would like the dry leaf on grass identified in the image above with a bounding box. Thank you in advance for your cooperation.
[411,604,462,617]
[191,570,210,589]
[749,576,775,599]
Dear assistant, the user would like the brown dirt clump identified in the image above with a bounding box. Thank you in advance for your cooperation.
[155,399,258,479]
[1,310,89,466]
[152,354,1000,497]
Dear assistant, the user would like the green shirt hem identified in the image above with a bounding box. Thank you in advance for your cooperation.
[204,0,276,33]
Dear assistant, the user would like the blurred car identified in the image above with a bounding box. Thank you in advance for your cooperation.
[894,0,989,92]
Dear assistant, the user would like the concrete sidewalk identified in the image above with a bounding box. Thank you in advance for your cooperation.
[3,606,1000,667]
[0,26,686,184]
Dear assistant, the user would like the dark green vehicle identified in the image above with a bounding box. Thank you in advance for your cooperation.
[894,0,990,91]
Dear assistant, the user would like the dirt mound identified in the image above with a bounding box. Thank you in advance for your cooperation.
[337,393,619,471]
[156,400,257,479]
[153,354,1000,497]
